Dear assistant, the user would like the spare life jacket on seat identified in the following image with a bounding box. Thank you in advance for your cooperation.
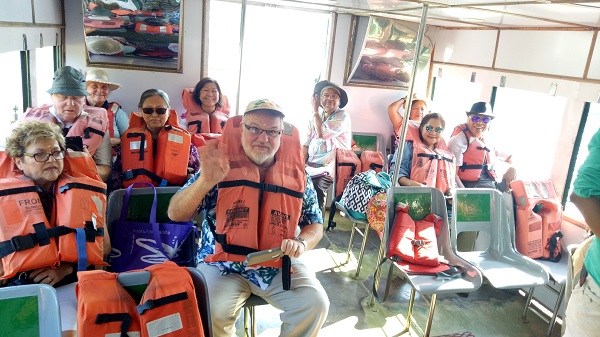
[182,88,230,135]
[450,123,496,182]
[510,179,563,260]
[206,115,306,268]
[334,149,361,197]
[76,261,204,337]
[121,110,191,187]
[359,150,384,173]
[388,202,442,267]
[0,151,107,279]
[23,105,109,155]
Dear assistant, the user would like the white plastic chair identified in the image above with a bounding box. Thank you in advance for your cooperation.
[450,188,549,289]
[335,201,371,277]
[0,284,62,337]
[374,186,483,337]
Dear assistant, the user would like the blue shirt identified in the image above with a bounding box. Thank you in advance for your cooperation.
[180,170,323,289]
[388,141,414,182]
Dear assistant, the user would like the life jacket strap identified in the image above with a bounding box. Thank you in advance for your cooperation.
[0,185,42,197]
[218,180,303,199]
[0,223,65,258]
[338,162,357,176]
[215,234,258,256]
[123,168,168,187]
[187,120,202,133]
[126,132,148,161]
[370,163,384,170]
[83,127,105,139]
[137,291,188,315]
[59,182,108,195]
[460,163,493,171]
[95,312,132,337]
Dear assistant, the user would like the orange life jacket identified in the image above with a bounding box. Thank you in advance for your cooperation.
[510,179,562,259]
[0,151,107,279]
[359,150,384,173]
[334,149,361,197]
[84,16,125,29]
[76,262,204,337]
[410,142,456,195]
[121,110,191,187]
[388,202,442,267]
[135,22,173,35]
[182,88,230,135]
[23,105,109,155]
[450,123,496,182]
[206,116,306,268]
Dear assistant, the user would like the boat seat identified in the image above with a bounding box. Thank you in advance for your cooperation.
[450,188,549,289]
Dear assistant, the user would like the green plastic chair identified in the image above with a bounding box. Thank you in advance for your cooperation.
[0,284,62,337]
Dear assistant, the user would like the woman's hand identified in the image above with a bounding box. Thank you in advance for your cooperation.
[29,264,73,287]
[311,94,320,114]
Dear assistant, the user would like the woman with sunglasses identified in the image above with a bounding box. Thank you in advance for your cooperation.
[447,102,516,191]
[389,113,456,195]
[109,89,200,192]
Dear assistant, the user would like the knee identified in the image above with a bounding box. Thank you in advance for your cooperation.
[297,286,330,317]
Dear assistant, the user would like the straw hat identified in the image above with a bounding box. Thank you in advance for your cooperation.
[85,68,120,91]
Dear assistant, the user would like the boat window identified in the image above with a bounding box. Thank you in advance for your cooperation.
[0,50,24,141]
[33,46,56,107]
[207,0,332,142]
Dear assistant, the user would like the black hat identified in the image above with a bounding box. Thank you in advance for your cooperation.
[313,80,348,109]
[466,102,495,119]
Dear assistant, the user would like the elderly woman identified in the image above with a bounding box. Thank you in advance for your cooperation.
[110,89,200,192]
[3,120,109,337]
[85,68,129,148]
[388,95,429,139]
[23,66,112,181]
[303,80,352,209]
[389,113,456,195]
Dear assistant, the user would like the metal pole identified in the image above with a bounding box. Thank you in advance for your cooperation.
[235,0,247,115]
[371,4,429,307]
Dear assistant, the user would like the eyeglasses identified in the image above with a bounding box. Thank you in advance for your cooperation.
[23,150,65,162]
[321,94,340,100]
[470,116,491,124]
[141,107,168,115]
[425,125,444,134]
[242,123,282,137]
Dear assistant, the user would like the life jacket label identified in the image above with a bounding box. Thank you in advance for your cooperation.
[146,312,183,337]
[269,210,290,237]
[167,133,184,144]
[225,200,249,230]
[11,198,44,225]
[129,140,146,151]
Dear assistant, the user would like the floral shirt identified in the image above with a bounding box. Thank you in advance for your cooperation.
[304,109,352,167]
[180,170,323,290]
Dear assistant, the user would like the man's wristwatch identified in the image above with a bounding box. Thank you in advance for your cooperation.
[295,236,307,249]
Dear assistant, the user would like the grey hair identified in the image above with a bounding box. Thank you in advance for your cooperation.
[138,89,171,109]
[5,120,66,158]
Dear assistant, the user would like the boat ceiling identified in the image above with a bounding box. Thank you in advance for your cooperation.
[245,0,600,28]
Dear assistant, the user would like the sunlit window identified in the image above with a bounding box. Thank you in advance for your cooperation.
[563,102,600,222]
[0,51,24,143]
[431,77,483,140]
[492,87,566,180]
[208,0,332,143]
[34,46,56,107]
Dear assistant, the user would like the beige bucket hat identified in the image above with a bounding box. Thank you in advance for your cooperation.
[85,68,120,91]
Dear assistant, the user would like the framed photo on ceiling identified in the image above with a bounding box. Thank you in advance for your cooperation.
[82,0,183,73]
[344,15,437,89]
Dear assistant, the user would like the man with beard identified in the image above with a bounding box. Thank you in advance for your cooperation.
[168,99,329,337]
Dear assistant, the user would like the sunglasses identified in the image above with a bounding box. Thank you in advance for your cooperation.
[141,107,168,115]
[242,123,282,137]
[470,116,491,124]
[425,125,443,134]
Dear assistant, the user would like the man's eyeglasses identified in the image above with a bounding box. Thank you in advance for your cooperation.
[141,107,168,115]
[242,123,282,137]
[425,125,444,134]
[23,150,65,162]
[470,116,491,124]
[321,94,339,100]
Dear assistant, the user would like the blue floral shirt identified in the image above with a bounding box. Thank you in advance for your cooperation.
[179,170,323,290]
